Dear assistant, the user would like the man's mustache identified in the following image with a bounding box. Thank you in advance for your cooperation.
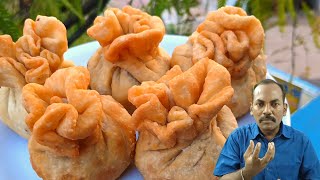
[259,115,276,123]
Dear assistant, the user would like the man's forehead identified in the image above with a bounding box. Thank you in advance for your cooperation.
[253,84,283,99]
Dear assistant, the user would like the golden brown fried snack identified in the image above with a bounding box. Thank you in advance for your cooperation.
[0,35,16,58]
[226,52,267,117]
[172,6,264,78]
[87,6,169,112]
[171,6,266,118]
[0,87,29,138]
[252,51,267,83]
[0,16,71,138]
[0,35,29,138]
[128,58,237,180]
[16,15,68,84]
[0,35,26,88]
[22,66,135,180]
[227,68,257,118]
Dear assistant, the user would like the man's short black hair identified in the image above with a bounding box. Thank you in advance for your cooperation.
[252,79,286,102]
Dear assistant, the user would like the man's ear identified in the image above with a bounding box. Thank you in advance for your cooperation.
[283,103,288,116]
[250,102,253,115]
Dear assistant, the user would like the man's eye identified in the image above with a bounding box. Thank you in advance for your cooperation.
[256,103,263,107]
[272,103,280,107]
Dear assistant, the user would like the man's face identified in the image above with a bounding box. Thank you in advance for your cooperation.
[250,83,287,134]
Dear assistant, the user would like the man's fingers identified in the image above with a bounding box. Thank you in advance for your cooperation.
[252,142,261,159]
[270,142,275,159]
[261,142,275,165]
[244,140,254,159]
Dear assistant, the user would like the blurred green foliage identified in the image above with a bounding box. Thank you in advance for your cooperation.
[219,0,320,48]
[302,2,320,48]
[0,0,108,47]
[142,0,199,35]
[0,2,21,41]
[1,0,319,48]
[143,0,319,48]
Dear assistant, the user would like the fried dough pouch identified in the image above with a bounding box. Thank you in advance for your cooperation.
[0,35,29,138]
[0,87,29,138]
[252,51,267,83]
[128,58,237,180]
[15,15,70,84]
[227,52,267,117]
[87,6,169,112]
[171,6,266,118]
[0,16,73,138]
[22,66,135,180]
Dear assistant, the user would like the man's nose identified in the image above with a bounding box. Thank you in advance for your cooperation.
[263,104,272,115]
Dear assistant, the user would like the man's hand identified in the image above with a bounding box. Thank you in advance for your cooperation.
[242,140,275,178]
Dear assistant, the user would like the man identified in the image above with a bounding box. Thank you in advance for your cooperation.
[214,79,320,179]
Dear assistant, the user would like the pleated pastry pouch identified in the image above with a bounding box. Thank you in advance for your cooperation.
[15,15,72,84]
[171,6,267,118]
[128,58,238,180]
[0,16,73,138]
[227,51,267,118]
[0,35,28,138]
[22,66,136,180]
[87,6,170,113]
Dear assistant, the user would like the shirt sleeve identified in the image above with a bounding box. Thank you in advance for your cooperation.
[299,137,320,180]
[214,130,241,177]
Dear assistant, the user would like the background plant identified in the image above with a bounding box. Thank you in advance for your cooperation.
[1,0,319,48]
[0,0,110,46]
[218,0,320,48]
[140,0,199,35]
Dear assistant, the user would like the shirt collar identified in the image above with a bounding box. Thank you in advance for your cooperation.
[250,122,292,140]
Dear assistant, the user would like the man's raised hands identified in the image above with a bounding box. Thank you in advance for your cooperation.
[242,140,275,178]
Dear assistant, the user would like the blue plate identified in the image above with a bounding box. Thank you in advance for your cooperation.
[0,35,290,180]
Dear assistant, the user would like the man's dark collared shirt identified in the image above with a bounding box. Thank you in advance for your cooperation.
[214,122,320,179]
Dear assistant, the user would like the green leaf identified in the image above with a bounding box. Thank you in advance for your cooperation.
[0,2,21,41]
[302,2,316,26]
[218,0,227,8]
[1,0,20,13]
[68,0,82,13]
[248,0,273,28]
[302,2,320,48]
[182,0,199,15]
[29,0,61,19]
[144,0,169,17]
[97,0,105,12]
[277,0,286,32]
[166,23,176,34]
[171,0,198,16]
[60,0,85,24]
[235,0,246,7]
[286,0,296,21]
